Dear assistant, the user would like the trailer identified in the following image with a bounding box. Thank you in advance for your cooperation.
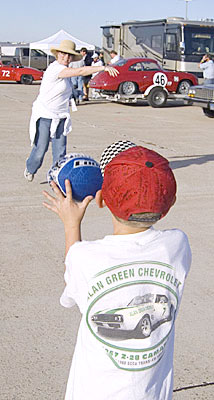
[101,17,214,79]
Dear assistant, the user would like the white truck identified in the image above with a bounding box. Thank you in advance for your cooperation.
[0,45,54,70]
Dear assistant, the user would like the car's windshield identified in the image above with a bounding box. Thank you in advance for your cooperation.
[128,293,154,306]
[31,49,47,57]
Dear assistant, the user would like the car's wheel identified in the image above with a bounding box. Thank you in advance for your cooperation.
[177,80,191,95]
[119,81,137,95]
[20,74,33,85]
[203,108,214,118]
[137,315,152,338]
[147,87,167,108]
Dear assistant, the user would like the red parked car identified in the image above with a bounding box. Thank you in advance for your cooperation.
[89,58,198,107]
[0,61,43,84]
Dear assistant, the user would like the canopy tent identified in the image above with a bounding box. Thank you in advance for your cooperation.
[30,29,95,55]
[29,29,95,68]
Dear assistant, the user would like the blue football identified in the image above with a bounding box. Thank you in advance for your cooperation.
[47,153,103,201]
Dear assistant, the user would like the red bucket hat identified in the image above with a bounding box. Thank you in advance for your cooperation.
[102,146,176,221]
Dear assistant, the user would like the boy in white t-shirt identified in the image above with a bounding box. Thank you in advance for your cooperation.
[43,141,191,400]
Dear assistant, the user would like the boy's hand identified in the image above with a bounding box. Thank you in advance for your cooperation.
[43,180,93,254]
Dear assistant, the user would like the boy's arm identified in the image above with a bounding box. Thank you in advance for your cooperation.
[43,180,93,257]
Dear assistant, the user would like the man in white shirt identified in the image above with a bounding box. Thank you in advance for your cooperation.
[199,53,214,84]
[109,50,121,64]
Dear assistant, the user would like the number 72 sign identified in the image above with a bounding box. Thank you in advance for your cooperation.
[2,70,11,77]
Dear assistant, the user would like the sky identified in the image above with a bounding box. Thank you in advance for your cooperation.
[1,0,214,47]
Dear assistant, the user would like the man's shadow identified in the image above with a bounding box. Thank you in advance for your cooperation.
[169,154,214,170]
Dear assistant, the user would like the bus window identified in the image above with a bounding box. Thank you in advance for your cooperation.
[151,35,162,51]
[103,27,114,49]
[129,25,164,54]
[165,33,177,52]
[184,26,214,55]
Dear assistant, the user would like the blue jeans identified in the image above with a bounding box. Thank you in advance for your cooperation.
[26,117,67,174]
[71,76,83,100]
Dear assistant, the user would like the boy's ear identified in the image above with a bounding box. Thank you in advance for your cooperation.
[95,190,106,208]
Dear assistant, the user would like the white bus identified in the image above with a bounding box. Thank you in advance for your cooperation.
[101,17,214,80]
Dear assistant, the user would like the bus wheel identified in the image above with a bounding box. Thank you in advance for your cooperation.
[203,108,214,118]
[177,80,191,95]
[119,81,137,95]
[147,87,167,108]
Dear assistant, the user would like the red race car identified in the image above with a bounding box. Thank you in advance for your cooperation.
[0,61,43,84]
[89,58,198,107]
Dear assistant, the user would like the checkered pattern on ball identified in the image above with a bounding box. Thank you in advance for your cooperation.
[47,153,103,201]
[100,140,136,176]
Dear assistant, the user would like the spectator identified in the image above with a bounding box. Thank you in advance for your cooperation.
[91,53,103,99]
[99,50,105,65]
[80,47,93,101]
[199,53,214,84]
[108,50,121,64]
[69,57,84,104]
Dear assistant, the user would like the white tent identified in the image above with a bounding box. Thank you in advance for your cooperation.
[30,29,95,55]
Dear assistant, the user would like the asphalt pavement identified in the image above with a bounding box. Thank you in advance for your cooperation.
[0,82,213,399]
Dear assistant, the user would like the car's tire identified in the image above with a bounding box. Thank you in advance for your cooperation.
[136,315,152,338]
[177,80,192,95]
[147,87,167,108]
[20,74,33,85]
[119,81,137,95]
[203,108,214,118]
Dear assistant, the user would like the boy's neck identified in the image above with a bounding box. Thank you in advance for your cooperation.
[112,216,150,235]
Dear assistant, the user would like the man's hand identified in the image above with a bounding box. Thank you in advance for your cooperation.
[43,180,93,255]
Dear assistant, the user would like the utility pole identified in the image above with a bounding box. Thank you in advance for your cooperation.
[185,0,192,20]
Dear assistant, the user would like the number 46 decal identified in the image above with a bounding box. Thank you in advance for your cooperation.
[2,70,11,77]
[153,72,167,87]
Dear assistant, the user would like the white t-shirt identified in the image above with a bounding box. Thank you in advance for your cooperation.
[37,60,73,114]
[61,227,191,400]
[199,59,214,79]
[91,59,103,78]
[29,61,73,144]
[110,54,120,64]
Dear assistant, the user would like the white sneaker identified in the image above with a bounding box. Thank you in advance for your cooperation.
[24,168,34,182]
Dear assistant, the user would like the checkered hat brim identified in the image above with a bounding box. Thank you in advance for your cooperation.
[100,140,136,176]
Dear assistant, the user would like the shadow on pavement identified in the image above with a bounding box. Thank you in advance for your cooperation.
[170,154,214,170]
[81,99,188,108]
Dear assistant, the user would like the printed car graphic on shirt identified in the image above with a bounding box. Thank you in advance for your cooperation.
[91,293,174,340]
